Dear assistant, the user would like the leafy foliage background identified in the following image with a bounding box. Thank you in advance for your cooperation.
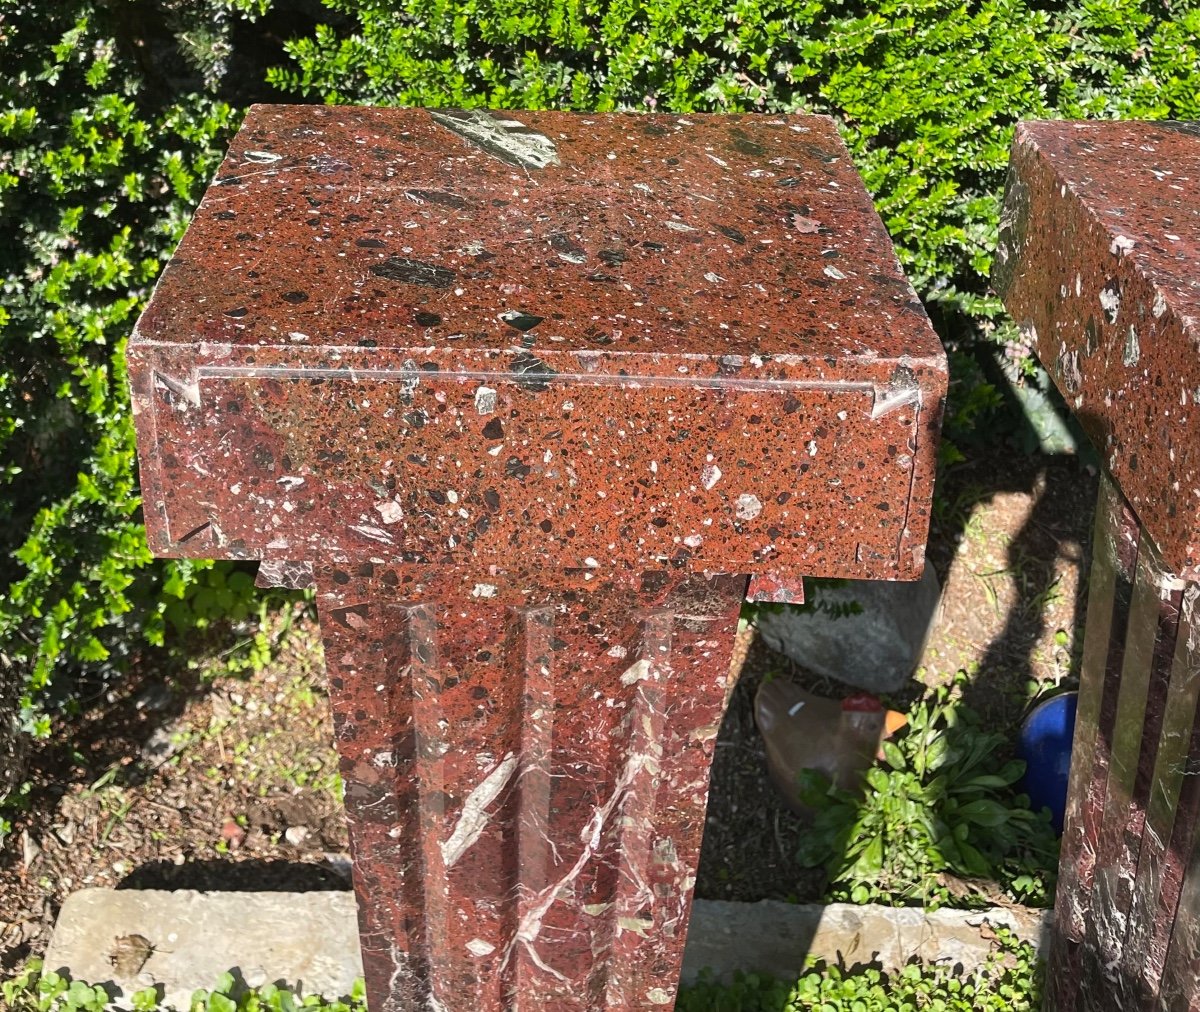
[2,0,1198,768]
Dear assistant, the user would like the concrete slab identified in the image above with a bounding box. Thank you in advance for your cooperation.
[680,899,1053,984]
[43,889,363,1008]
[44,889,1051,1007]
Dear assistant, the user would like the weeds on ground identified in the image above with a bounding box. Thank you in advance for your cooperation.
[678,926,1042,1011]
[1,965,366,1012]
[794,686,1059,908]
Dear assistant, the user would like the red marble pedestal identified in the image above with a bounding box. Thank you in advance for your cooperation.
[995,120,1200,1012]
[128,106,947,1011]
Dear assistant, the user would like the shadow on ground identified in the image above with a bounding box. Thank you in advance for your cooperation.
[696,394,1099,905]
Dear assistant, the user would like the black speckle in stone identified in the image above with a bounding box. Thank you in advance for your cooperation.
[549,233,587,262]
[599,249,628,266]
[404,188,468,209]
[717,225,746,244]
[776,177,802,188]
[332,570,350,585]
[483,489,501,511]
[642,123,671,137]
[235,232,253,241]
[214,210,237,221]
[370,256,456,288]
[821,249,840,259]
[224,307,248,318]
[586,273,617,283]
[252,445,275,469]
[356,238,387,248]
[282,290,309,304]
[358,338,378,347]
[427,489,448,505]
[482,418,505,440]
[728,127,765,156]
[651,516,668,528]
[505,457,532,481]
[499,309,544,332]
[584,327,613,345]
[405,411,426,429]
[414,311,442,327]
[510,351,557,391]
[539,519,553,533]
[641,241,665,251]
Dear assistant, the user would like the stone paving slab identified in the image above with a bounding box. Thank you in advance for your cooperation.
[44,889,1051,1007]
[43,889,363,1009]
[680,898,1052,984]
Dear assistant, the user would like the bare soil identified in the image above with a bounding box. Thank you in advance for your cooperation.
[0,446,1097,970]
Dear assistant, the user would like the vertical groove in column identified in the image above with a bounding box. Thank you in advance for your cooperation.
[1148,587,1200,1011]
[601,609,675,1010]
[504,605,558,1007]
[1087,537,1168,978]
[322,598,427,1012]
[1048,474,1138,1012]
[1126,581,1195,1007]
[404,603,455,1012]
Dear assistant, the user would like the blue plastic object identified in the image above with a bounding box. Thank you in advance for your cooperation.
[1019,691,1078,834]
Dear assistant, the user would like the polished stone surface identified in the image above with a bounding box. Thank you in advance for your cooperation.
[130,106,946,586]
[995,120,1200,580]
[129,106,947,1012]
[997,119,1200,1012]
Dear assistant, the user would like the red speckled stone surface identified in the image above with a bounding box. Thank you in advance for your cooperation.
[995,120,1200,580]
[318,563,744,1010]
[130,105,945,585]
[997,121,1200,1012]
[128,106,947,1012]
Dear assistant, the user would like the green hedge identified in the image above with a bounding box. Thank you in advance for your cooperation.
[0,2,266,741]
[2,0,1198,755]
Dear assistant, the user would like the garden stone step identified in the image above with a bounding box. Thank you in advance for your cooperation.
[45,888,1051,1008]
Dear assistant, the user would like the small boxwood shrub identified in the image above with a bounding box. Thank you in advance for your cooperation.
[0,2,271,750]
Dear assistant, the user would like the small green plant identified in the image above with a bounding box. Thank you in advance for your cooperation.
[1,963,367,1012]
[677,925,1042,1010]
[794,688,1059,908]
